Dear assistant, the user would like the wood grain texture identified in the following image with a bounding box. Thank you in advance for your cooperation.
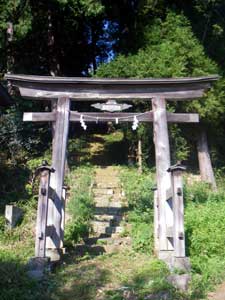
[154,189,159,254]
[152,97,174,251]
[197,129,217,190]
[5,74,218,101]
[17,87,206,100]
[46,97,70,254]
[171,170,185,257]
[23,111,199,123]
[35,170,50,258]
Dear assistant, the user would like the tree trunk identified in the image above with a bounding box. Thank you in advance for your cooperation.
[47,8,61,76]
[6,22,14,95]
[197,129,217,190]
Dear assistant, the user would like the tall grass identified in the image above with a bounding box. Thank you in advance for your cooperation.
[64,166,95,246]
[120,167,225,298]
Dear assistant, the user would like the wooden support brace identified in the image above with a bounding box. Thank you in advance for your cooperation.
[35,165,54,258]
[153,187,159,254]
[168,164,186,258]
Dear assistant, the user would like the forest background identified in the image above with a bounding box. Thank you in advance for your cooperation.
[0,0,225,170]
[1,1,225,299]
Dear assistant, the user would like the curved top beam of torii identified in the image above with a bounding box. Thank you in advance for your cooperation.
[5,74,218,101]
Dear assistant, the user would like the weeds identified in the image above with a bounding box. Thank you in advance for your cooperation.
[64,166,95,246]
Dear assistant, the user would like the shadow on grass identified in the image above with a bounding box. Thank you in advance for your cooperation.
[68,132,129,167]
[53,249,112,300]
[0,164,30,213]
[0,252,52,300]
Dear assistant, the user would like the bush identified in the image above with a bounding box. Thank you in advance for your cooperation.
[65,166,95,245]
[120,167,155,212]
[129,211,154,253]
[120,167,155,253]
[185,181,225,293]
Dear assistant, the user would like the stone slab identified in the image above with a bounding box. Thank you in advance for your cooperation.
[167,274,191,291]
[5,205,23,229]
[27,257,50,280]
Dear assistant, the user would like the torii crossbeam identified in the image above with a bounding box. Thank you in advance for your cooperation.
[5,74,218,264]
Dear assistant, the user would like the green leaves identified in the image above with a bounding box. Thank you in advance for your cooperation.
[56,0,104,17]
[97,12,217,78]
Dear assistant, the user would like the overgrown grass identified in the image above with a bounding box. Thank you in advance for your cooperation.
[0,187,51,300]
[64,165,95,246]
[52,251,185,300]
[0,152,55,300]
[119,167,155,253]
[120,167,225,299]
[185,181,225,296]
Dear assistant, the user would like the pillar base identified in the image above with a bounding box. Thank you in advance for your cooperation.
[27,257,50,280]
[46,248,64,262]
[172,257,191,272]
[167,274,191,291]
[158,250,174,269]
[158,251,191,272]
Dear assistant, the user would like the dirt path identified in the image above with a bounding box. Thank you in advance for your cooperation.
[208,282,225,300]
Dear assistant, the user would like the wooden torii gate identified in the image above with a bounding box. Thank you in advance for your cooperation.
[5,74,217,267]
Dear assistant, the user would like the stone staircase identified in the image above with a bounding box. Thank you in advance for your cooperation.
[85,166,131,253]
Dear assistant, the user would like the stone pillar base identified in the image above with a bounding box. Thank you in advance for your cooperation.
[158,250,174,269]
[172,257,191,272]
[158,251,191,271]
[27,257,50,280]
[167,274,191,291]
[46,248,64,262]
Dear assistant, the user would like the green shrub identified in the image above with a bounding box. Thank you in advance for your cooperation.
[130,213,153,254]
[65,166,95,245]
[184,182,225,294]
[120,168,155,253]
[120,167,155,212]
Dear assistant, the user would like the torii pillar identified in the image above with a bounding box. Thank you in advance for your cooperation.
[5,74,218,264]
[152,96,174,261]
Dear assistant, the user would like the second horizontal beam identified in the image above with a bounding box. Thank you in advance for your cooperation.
[23,111,199,123]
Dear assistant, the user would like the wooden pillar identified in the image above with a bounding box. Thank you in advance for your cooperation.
[46,97,70,261]
[168,164,186,258]
[137,139,143,174]
[168,163,191,272]
[60,186,67,248]
[152,187,159,254]
[35,164,54,258]
[197,129,217,190]
[152,97,174,254]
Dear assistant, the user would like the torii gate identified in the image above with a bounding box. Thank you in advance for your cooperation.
[5,74,217,267]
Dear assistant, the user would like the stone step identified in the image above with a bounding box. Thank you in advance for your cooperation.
[91,218,122,234]
[93,188,114,196]
[94,206,127,216]
[94,182,120,189]
[92,223,110,234]
[94,215,122,224]
[85,236,131,246]
[94,199,125,207]
[105,226,123,235]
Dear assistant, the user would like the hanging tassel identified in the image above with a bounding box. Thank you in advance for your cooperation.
[80,114,87,130]
[132,116,139,130]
